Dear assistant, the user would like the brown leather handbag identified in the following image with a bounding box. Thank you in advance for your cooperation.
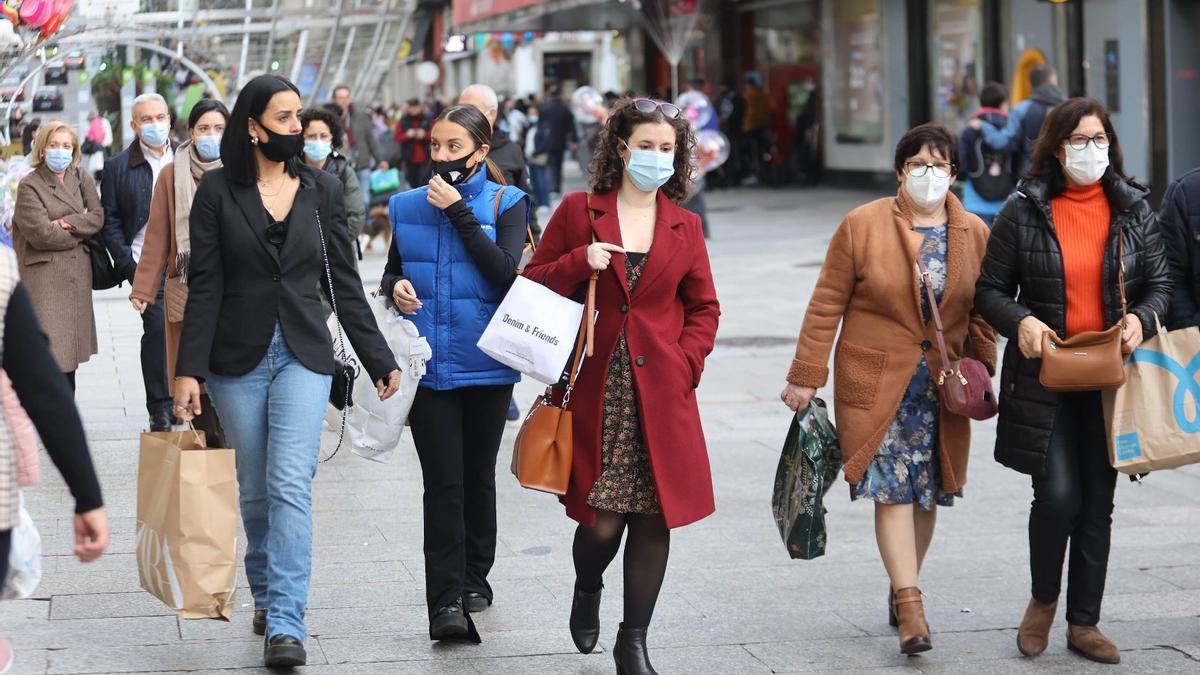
[510,196,599,495]
[1039,234,1128,392]
[917,259,998,420]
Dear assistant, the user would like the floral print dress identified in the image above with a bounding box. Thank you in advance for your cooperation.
[852,224,959,511]
[587,250,661,514]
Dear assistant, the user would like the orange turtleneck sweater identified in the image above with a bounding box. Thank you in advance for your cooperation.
[1052,182,1111,336]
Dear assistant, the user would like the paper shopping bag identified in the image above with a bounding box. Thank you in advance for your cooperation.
[477,276,585,385]
[1102,325,1200,474]
[136,430,240,620]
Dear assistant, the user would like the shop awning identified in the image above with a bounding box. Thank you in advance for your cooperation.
[451,0,637,33]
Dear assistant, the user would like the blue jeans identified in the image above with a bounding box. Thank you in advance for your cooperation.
[357,168,373,211]
[528,162,552,207]
[205,324,333,643]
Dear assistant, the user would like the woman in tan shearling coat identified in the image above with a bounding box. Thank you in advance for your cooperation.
[11,121,103,389]
[781,124,996,655]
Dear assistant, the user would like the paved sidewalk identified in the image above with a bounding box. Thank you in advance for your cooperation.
[4,182,1200,674]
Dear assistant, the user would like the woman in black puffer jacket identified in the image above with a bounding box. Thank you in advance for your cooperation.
[975,98,1171,665]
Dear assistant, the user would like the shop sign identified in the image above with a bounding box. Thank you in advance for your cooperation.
[452,0,542,26]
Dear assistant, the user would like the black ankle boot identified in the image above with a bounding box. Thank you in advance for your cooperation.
[569,581,603,654]
[613,623,658,675]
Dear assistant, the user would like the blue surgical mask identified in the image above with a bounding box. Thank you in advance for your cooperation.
[195,135,222,161]
[140,121,170,148]
[304,140,332,163]
[45,148,72,173]
[624,147,675,192]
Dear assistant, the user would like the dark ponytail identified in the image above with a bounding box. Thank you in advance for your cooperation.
[433,105,508,186]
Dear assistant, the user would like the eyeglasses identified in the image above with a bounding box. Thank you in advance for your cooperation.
[1065,133,1111,151]
[632,98,682,119]
[904,161,954,179]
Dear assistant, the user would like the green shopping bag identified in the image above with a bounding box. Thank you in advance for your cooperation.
[771,398,842,560]
[370,168,402,194]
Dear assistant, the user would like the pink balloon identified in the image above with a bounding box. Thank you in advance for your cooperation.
[19,0,52,28]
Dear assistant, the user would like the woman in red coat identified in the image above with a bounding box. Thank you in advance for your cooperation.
[523,98,720,675]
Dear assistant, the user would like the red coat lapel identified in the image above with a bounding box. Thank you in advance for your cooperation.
[635,191,687,297]
[587,191,630,300]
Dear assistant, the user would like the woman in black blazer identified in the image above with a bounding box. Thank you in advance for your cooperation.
[173,75,400,669]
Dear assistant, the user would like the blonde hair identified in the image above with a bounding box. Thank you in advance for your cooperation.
[31,121,81,171]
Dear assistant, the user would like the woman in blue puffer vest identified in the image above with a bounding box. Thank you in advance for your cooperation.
[381,105,530,642]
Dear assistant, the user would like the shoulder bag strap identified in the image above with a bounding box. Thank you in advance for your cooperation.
[314,208,348,361]
[917,257,956,384]
[495,185,536,253]
[563,197,600,400]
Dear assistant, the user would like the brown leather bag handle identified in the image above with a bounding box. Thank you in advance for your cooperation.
[495,187,537,255]
[916,258,959,385]
[560,196,601,398]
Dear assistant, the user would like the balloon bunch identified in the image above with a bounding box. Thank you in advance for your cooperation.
[0,155,32,236]
[1,0,72,44]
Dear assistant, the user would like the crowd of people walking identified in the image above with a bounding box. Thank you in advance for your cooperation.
[1,56,1199,675]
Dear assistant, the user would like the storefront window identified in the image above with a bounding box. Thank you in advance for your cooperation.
[931,0,983,134]
[830,0,883,144]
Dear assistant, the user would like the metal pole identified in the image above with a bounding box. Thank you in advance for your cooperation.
[331,25,357,92]
[289,0,316,84]
[236,0,253,89]
[308,0,346,104]
[351,0,393,95]
[262,0,280,71]
[369,2,415,103]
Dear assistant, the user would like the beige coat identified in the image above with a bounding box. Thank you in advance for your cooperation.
[786,190,997,494]
[11,165,103,372]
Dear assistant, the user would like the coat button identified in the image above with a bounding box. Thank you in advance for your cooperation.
[272,274,280,282]
[920,340,931,352]
[621,304,629,313]
[635,356,645,366]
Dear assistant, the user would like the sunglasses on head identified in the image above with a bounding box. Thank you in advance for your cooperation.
[632,98,682,119]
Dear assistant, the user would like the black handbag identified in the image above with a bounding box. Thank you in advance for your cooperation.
[314,209,358,412]
[83,233,121,291]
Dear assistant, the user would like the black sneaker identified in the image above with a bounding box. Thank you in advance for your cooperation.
[264,634,306,668]
[252,609,267,636]
[429,599,469,641]
[465,592,491,613]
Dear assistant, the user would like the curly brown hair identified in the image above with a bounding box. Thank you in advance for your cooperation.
[588,98,696,203]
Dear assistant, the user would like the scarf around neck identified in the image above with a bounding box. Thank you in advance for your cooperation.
[174,140,221,283]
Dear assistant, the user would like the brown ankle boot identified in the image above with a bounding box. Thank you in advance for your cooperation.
[1017,598,1057,657]
[1067,624,1120,664]
[892,587,932,654]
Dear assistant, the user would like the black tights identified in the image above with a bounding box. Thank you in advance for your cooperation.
[572,509,670,629]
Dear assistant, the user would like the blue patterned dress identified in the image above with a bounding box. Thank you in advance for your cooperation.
[852,223,960,511]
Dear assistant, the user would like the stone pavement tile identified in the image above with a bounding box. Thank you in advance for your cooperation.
[306,560,411,587]
[0,598,49,622]
[50,591,173,620]
[1144,564,1200,590]
[460,653,610,675]
[30,567,145,596]
[1100,616,1200,651]
[919,645,1200,674]
[43,637,328,674]
[0,615,179,649]
[8,649,48,675]
[1102,588,1200,622]
[473,645,773,674]
[179,605,429,641]
[298,660,479,674]
[745,634,929,671]
[320,629,582,664]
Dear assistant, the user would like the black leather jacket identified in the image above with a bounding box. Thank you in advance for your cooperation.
[974,170,1172,476]
[1158,167,1200,329]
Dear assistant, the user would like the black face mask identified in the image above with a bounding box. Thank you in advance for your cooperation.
[255,121,303,163]
[432,153,479,185]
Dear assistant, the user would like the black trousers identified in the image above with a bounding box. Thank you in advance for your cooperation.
[547,150,565,193]
[1029,392,1117,626]
[409,383,513,616]
[405,162,431,190]
[141,284,170,417]
[0,528,9,582]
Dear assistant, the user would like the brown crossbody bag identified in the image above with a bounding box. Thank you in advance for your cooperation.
[1038,232,1127,392]
[510,195,600,495]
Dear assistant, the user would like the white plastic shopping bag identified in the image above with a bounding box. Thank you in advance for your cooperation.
[2,492,41,600]
[477,276,585,385]
[321,295,431,463]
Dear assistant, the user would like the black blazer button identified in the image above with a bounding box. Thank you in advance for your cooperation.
[920,339,931,352]
[635,356,646,366]
[272,274,280,282]
[621,304,629,313]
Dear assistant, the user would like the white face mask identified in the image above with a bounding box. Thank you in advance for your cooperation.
[1062,142,1109,186]
[904,170,951,210]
